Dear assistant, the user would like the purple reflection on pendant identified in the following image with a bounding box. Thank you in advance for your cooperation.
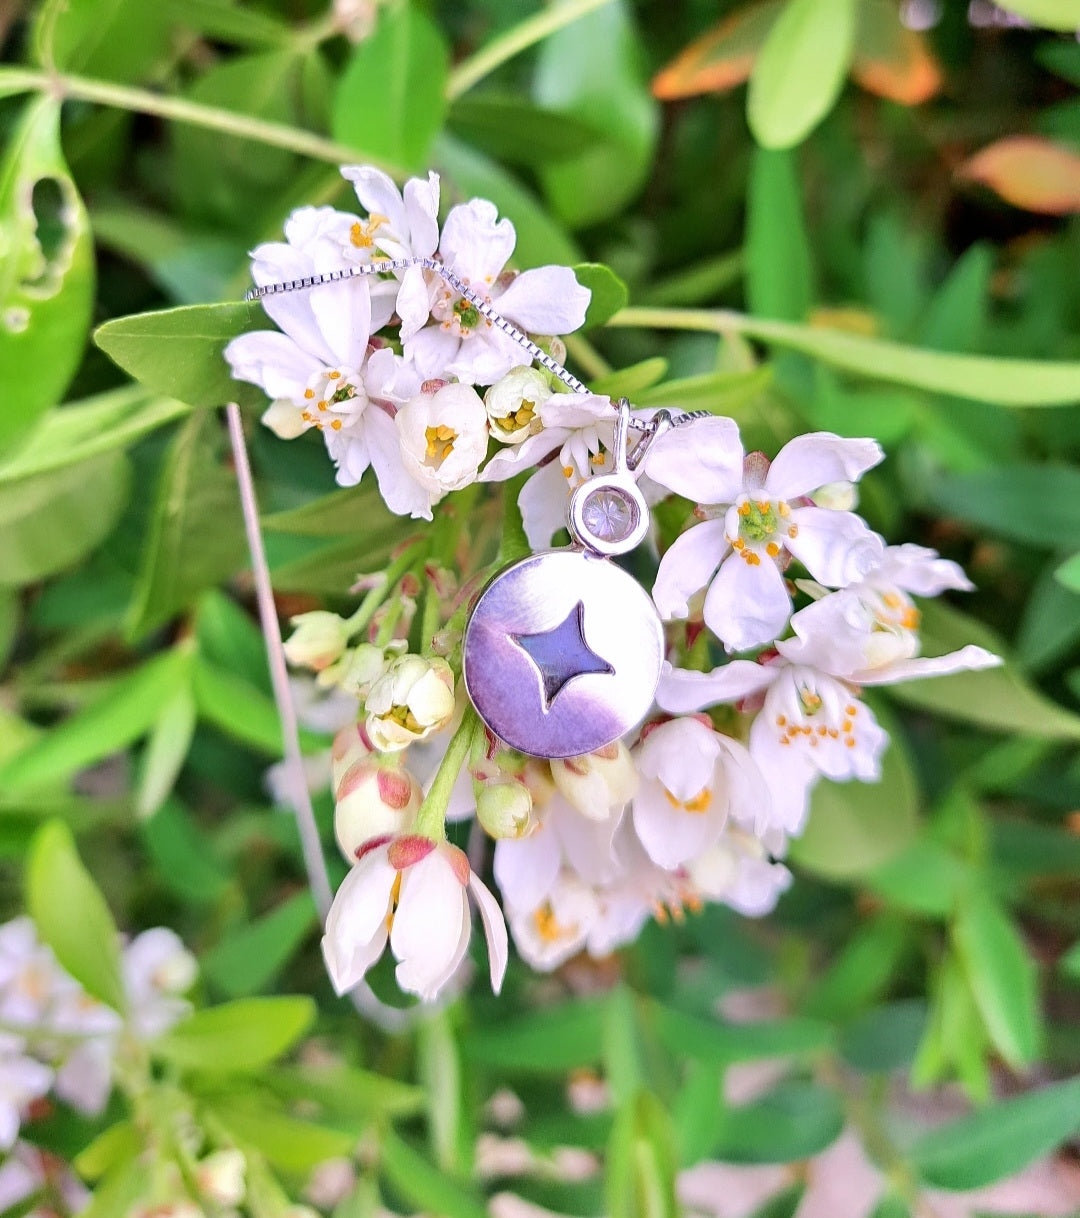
[510,601,614,711]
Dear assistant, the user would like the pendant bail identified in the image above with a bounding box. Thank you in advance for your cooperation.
[568,399,653,558]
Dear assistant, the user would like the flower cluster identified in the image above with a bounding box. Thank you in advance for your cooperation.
[235,166,1000,1004]
[0,918,195,1153]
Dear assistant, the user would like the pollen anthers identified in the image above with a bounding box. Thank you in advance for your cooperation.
[300,366,362,432]
[532,900,577,944]
[771,669,859,751]
[349,213,389,248]
[424,423,458,466]
[432,279,493,338]
[727,495,798,566]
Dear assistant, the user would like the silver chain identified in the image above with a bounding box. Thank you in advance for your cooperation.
[245,256,708,435]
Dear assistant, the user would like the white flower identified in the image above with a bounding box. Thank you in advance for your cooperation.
[396,382,490,517]
[684,826,792,917]
[196,1148,246,1207]
[550,741,638,823]
[507,872,599,971]
[401,198,590,385]
[321,834,508,1001]
[0,1047,51,1151]
[631,717,771,867]
[649,427,885,652]
[484,367,550,443]
[364,654,456,751]
[480,393,616,550]
[282,611,351,672]
[334,755,421,861]
[123,928,197,1042]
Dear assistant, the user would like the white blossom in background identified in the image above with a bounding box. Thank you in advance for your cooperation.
[396,381,490,516]
[648,427,885,651]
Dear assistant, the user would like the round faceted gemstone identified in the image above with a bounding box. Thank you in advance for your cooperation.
[581,486,638,543]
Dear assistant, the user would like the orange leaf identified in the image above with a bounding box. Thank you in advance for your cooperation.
[851,0,942,105]
[959,136,1080,215]
[652,0,784,100]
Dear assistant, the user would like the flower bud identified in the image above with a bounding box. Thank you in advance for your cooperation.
[811,480,858,511]
[283,611,350,672]
[551,741,638,821]
[322,642,388,697]
[484,367,549,443]
[475,776,533,839]
[335,756,421,860]
[365,655,455,751]
[330,721,374,793]
[195,1148,245,1207]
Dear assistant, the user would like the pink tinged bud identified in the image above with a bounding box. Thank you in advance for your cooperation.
[387,834,437,870]
[331,722,374,793]
[334,759,421,862]
[421,378,449,394]
[550,739,638,821]
[439,841,472,886]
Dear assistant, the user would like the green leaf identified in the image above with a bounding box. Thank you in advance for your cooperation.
[803,916,910,1018]
[886,600,1080,741]
[574,263,629,330]
[140,798,231,904]
[929,464,1080,549]
[192,655,324,755]
[633,368,773,414]
[202,892,317,998]
[263,482,396,538]
[26,820,125,1010]
[269,1064,425,1121]
[332,5,448,171]
[135,683,197,819]
[747,0,857,149]
[94,302,265,409]
[0,589,17,673]
[912,950,991,1098]
[156,995,316,1072]
[534,0,658,229]
[205,1093,355,1173]
[73,1121,140,1181]
[1055,551,1080,592]
[127,410,247,639]
[648,1002,833,1066]
[0,645,193,794]
[867,840,972,918]
[0,389,189,484]
[952,891,1040,1071]
[591,357,669,399]
[910,1076,1080,1189]
[43,0,171,81]
[721,313,1080,406]
[1060,940,1080,983]
[0,97,94,460]
[0,450,131,588]
[746,148,813,321]
[607,1090,679,1218]
[463,997,607,1072]
[791,721,919,879]
[270,536,404,595]
[447,94,602,165]
[380,1130,489,1218]
[714,1082,844,1163]
[839,999,928,1073]
[918,244,992,353]
[992,0,1080,31]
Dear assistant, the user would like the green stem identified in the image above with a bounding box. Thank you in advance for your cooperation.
[607,305,739,336]
[445,0,615,100]
[414,706,480,840]
[2,66,407,177]
[564,332,612,380]
[345,539,427,636]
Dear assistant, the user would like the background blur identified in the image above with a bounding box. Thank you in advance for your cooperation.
[1,1,1080,1215]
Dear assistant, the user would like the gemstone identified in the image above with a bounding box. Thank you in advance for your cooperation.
[581,487,637,543]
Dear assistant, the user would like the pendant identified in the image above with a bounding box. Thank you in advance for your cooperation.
[462,403,669,759]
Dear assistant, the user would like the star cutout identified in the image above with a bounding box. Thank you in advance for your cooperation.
[511,601,614,710]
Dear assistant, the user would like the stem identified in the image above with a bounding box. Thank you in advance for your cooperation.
[445,0,615,100]
[344,539,426,636]
[564,332,612,380]
[414,707,480,840]
[607,305,738,336]
[4,67,407,177]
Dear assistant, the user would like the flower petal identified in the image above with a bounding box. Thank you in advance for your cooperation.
[764,433,883,500]
[480,428,564,483]
[643,416,745,505]
[714,735,774,832]
[403,325,461,381]
[656,659,777,713]
[518,462,574,551]
[632,779,725,868]
[703,553,792,651]
[786,508,884,588]
[440,199,515,284]
[494,824,562,914]
[321,852,397,995]
[391,853,469,1001]
[879,543,974,595]
[748,716,819,835]
[343,166,408,235]
[310,278,371,370]
[468,872,509,994]
[224,331,320,400]
[496,266,590,335]
[652,519,729,620]
[855,644,1002,686]
[403,171,441,257]
[362,406,433,519]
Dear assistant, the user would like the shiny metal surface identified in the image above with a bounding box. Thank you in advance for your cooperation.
[463,549,664,758]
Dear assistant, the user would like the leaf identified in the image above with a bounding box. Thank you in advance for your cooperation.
[0,590,16,673]
[633,368,773,413]
[206,1093,355,1172]
[909,1077,1080,1189]
[127,410,248,639]
[918,243,993,354]
[867,840,972,918]
[156,995,316,1071]
[134,682,196,819]
[839,999,928,1073]
[648,1002,833,1066]
[0,449,130,589]
[192,655,325,755]
[952,891,1040,1070]
[930,464,1080,548]
[991,0,1080,31]
[26,820,125,1010]
[886,600,1080,741]
[73,1121,140,1181]
[94,302,266,409]
[0,646,193,794]
[652,1,784,99]
[851,0,942,105]
[380,1130,490,1218]
[262,482,398,538]
[43,0,171,82]
[0,97,94,461]
[746,148,813,322]
[534,0,658,229]
[139,798,231,904]
[747,0,857,149]
[447,94,602,165]
[575,263,629,330]
[718,312,1080,406]
[269,1064,425,1121]
[463,997,606,1072]
[714,1082,844,1163]
[591,357,669,398]
[270,536,404,595]
[958,137,1080,216]
[607,1090,679,1218]
[803,916,910,1019]
[332,5,448,171]
[0,389,189,484]
[1056,551,1080,593]
[201,892,317,997]
[912,951,990,1098]
[790,719,919,879]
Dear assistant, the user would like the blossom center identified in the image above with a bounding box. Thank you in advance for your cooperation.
[771,673,859,751]
[664,786,713,815]
[533,901,576,943]
[432,282,493,338]
[350,214,388,249]
[424,424,458,467]
[494,398,535,434]
[300,367,363,433]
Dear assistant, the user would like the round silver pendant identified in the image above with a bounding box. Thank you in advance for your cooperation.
[463,549,664,759]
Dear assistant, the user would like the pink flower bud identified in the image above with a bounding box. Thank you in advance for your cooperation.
[334,757,421,861]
